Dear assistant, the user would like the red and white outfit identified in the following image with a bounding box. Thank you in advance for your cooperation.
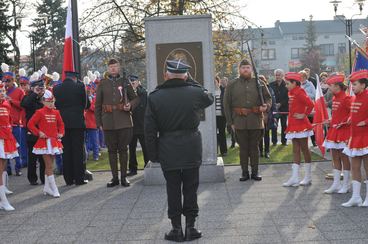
[323,91,351,149]
[0,100,18,159]
[27,107,64,155]
[285,86,314,140]
[343,89,368,157]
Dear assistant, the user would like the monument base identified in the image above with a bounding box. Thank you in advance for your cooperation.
[144,158,225,185]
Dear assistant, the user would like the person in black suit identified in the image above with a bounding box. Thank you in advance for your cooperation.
[53,71,90,185]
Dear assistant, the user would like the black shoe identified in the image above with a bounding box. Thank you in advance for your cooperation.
[312,142,317,147]
[30,181,38,185]
[260,152,264,157]
[239,172,250,182]
[282,142,287,146]
[185,226,202,241]
[121,178,130,187]
[165,228,184,242]
[221,152,227,157]
[272,143,277,146]
[107,179,119,187]
[127,170,137,177]
[265,152,270,159]
[251,174,262,181]
[230,143,235,148]
[76,180,88,185]
[15,171,22,176]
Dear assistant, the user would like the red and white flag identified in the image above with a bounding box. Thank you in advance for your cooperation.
[313,75,329,156]
[62,0,74,80]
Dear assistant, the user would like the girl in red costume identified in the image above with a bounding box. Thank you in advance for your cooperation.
[0,82,17,211]
[283,72,314,187]
[323,74,351,194]
[342,70,368,207]
[28,90,64,198]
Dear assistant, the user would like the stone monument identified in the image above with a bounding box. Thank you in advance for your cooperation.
[144,14,225,185]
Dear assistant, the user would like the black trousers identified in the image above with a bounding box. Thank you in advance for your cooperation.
[163,167,199,221]
[272,114,287,145]
[27,139,45,184]
[308,116,316,145]
[216,116,227,155]
[62,128,85,185]
[259,128,270,154]
[129,134,148,171]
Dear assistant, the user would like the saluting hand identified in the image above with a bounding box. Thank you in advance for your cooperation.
[259,104,268,113]
[123,103,131,111]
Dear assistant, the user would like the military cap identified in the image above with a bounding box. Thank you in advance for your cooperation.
[166,59,191,74]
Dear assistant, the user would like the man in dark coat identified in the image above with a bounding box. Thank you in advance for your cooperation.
[20,78,45,185]
[145,60,213,242]
[270,69,289,146]
[128,75,148,176]
[53,71,90,185]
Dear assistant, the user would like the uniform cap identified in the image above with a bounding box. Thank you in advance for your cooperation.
[166,59,191,74]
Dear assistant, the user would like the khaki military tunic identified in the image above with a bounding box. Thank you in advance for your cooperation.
[95,75,139,130]
[223,77,272,130]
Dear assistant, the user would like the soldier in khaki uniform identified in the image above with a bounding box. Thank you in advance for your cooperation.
[95,59,139,187]
[224,59,272,181]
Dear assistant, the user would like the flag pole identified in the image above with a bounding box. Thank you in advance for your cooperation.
[71,0,81,80]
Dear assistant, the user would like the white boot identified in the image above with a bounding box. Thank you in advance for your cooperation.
[2,172,13,195]
[43,175,54,196]
[362,180,368,207]
[300,163,312,186]
[342,180,363,207]
[338,170,351,194]
[324,169,341,194]
[0,185,15,211]
[48,175,60,198]
[283,163,300,187]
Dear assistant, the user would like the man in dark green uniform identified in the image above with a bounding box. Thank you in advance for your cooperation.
[145,60,213,242]
[95,58,139,187]
[224,59,272,181]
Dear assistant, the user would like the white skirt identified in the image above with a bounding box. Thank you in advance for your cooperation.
[343,147,368,157]
[0,139,19,159]
[323,141,347,150]
[286,130,314,140]
[32,139,63,155]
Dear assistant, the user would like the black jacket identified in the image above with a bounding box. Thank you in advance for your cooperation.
[144,78,214,171]
[270,80,289,113]
[53,78,90,129]
[21,91,44,142]
[132,85,147,135]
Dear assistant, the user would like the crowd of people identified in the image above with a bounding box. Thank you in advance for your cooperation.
[0,59,148,211]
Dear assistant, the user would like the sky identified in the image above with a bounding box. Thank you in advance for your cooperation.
[17,0,368,55]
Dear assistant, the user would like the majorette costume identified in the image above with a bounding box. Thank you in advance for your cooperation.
[341,70,368,207]
[323,74,351,194]
[323,75,351,150]
[343,72,368,157]
[284,72,315,140]
[27,90,64,155]
[0,81,16,211]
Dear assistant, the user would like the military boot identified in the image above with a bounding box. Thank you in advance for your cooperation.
[185,217,202,241]
[164,217,184,242]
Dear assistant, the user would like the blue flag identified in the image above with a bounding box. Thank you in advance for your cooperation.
[353,48,368,71]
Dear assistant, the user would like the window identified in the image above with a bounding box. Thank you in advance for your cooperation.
[261,49,276,60]
[324,35,330,39]
[338,43,346,54]
[269,40,276,45]
[320,44,334,56]
[291,48,305,59]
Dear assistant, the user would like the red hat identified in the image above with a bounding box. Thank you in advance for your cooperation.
[326,74,345,85]
[285,72,302,82]
[349,70,368,82]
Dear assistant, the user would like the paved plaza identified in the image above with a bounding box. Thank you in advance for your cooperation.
[1,161,368,244]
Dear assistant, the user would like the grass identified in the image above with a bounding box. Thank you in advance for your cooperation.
[86,144,325,171]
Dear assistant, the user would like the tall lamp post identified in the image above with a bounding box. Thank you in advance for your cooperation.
[330,0,366,73]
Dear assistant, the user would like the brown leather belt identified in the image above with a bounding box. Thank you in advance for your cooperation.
[102,104,124,113]
[233,107,261,116]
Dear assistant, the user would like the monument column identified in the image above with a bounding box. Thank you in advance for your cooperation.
[144,15,225,185]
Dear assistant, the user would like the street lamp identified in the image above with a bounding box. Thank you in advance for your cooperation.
[330,0,366,73]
